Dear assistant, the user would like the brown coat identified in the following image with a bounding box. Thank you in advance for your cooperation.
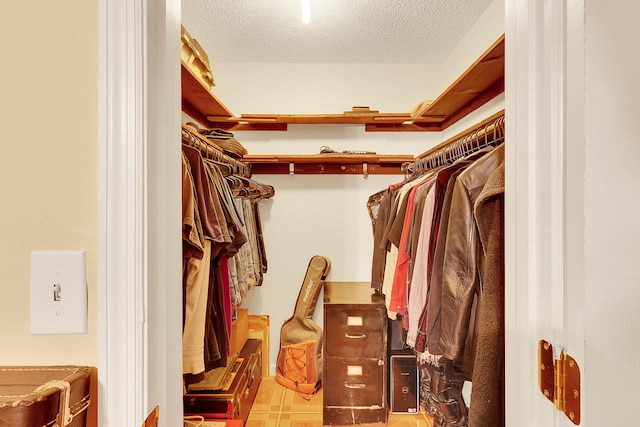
[438,144,504,377]
[469,160,505,427]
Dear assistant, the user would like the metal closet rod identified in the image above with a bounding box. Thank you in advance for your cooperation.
[404,111,505,174]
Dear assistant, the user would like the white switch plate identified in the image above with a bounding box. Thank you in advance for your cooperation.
[30,251,87,334]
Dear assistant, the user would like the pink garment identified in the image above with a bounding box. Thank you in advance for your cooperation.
[406,184,437,347]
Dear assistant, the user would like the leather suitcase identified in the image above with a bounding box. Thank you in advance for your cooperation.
[184,339,262,423]
[0,366,91,426]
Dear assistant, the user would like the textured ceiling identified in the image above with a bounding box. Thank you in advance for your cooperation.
[182,0,494,64]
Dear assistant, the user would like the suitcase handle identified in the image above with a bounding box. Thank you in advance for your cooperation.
[344,382,366,389]
[245,373,255,397]
[34,380,72,426]
[344,333,366,339]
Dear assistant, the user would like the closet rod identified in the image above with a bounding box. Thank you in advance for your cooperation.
[181,123,251,178]
[404,110,505,174]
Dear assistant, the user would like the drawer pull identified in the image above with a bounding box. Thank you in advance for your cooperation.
[344,333,367,339]
[344,382,366,389]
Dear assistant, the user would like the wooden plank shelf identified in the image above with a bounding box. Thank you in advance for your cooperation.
[413,34,505,130]
[244,154,414,175]
[206,113,445,131]
[181,62,234,126]
[181,34,505,133]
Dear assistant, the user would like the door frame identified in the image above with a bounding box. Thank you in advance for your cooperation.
[98,0,183,426]
[505,0,584,425]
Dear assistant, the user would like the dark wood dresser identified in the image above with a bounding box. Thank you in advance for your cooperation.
[323,282,388,426]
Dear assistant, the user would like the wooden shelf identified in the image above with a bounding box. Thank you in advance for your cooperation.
[205,112,445,132]
[417,34,505,130]
[181,35,505,133]
[244,154,414,175]
[366,34,505,132]
[181,62,234,126]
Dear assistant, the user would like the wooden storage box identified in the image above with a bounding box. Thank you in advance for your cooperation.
[181,25,215,89]
[248,314,270,376]
[0,366,91,427]
[230,308,249,355]
[184,339,262,424]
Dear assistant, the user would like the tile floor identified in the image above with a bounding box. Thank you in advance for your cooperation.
[246,377,434,427]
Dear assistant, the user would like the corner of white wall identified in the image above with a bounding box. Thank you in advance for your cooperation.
[439,0,505,94]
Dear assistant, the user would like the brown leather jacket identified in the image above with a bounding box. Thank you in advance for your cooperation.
[437,144,504,379]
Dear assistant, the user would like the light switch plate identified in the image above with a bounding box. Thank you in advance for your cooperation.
[30,251,87,334]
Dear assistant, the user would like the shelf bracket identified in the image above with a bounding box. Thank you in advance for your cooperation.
[289,162,295,176]
[362,162,369,179]
[538,340,581,425]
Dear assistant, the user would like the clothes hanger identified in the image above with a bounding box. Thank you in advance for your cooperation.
[471,130,479,154]
[483,123,490,147]
[205,159,233,176]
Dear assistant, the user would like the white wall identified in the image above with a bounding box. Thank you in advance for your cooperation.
[439,0,505,94]
[210,63,440,114]
[584,1,640,423]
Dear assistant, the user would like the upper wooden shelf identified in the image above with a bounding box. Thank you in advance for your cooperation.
[181,64,234,125]
[181,34,505,133]
[415,34,505,131]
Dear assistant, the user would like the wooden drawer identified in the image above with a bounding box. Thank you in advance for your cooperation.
[324,357,385,407]
[323,282,388,426]
[325,306,387,358]
[323,406,387,426]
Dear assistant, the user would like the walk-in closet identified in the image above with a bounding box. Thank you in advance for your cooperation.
[179,1,506,426]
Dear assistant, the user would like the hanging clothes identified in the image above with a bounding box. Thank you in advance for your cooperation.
[367,116,505,427]
[180,137,274,384]
[414,146,496,359]
[388,174,436,325]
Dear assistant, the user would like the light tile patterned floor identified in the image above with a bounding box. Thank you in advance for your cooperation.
[246,377,433,427]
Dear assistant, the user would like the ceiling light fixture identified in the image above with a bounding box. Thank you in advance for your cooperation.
[302,0,311,23]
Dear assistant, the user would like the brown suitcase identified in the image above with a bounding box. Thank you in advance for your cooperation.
[184,339,262,423]
[0,366,91,426]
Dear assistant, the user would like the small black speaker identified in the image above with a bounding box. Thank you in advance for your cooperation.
[389,354,419,413]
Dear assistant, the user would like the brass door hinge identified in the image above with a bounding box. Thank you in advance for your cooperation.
[538,340,581,425]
